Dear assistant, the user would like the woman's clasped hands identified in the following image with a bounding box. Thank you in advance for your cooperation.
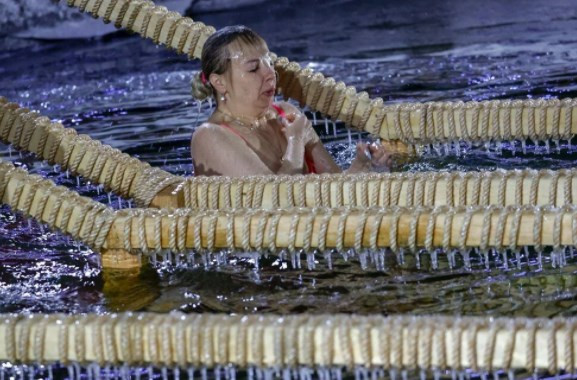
[280,112,320,148]
[281,111,392,173]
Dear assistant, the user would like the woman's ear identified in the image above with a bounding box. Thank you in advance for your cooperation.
[209,73,227,96]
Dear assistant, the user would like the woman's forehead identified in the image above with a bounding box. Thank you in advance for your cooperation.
[226,40,269,63]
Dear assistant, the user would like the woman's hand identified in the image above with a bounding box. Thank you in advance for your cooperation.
[348,141,393,173]
[281,113,320,148]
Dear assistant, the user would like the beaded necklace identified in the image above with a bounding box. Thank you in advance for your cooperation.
[215,107,278,132]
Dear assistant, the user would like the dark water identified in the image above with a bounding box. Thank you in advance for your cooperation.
[1,0,577,317]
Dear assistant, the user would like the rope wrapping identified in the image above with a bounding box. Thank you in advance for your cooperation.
[132,166,184,207]
[99,203,577,272]
[2,313,574,373]
[0,160,115,251]
[179,169,577,210]
[0,101,178,202]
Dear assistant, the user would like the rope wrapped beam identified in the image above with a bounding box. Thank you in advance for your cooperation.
[104,205,577,270]
[66,0,215,57]
[65,0,577,146]
[277,67,577,145]
[0,313,576,374]
[173,168,577,210]
[0,159,115,251]
[0,97,182,206]
[0,157,142,269]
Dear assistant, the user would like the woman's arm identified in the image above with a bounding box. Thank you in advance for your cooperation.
[276,102,393,174]
[276,102,342,174]
[306,141,342,173]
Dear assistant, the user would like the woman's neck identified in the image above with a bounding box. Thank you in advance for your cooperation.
[219,103,269,120]
[215,104,276,131]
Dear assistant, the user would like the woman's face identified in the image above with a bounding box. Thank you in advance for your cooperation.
[224,41,276,115]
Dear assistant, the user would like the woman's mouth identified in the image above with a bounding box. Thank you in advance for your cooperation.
[263,88,275,97]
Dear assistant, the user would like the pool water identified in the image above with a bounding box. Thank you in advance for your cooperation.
[1,0,577,317]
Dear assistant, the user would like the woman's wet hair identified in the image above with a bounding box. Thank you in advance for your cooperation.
[191,25,266,101]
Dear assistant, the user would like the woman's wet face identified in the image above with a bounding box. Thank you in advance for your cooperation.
[225,40,276,112]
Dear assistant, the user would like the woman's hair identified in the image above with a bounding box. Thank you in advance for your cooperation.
[191,25,266,101]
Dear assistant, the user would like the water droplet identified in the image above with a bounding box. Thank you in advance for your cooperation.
[306,250,316,270]
[323,250,333,270]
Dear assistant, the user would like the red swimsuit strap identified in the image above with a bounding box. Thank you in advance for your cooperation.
[220,122,248,143]
[271,103,286,118]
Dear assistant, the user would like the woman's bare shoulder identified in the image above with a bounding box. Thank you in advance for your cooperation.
[192,122,235,143]
[193,121,223,134]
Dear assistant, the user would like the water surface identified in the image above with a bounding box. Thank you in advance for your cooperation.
[1,0,577,317]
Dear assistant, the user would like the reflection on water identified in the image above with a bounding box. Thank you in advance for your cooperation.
[1,0,577,317]
[103,251,577,317]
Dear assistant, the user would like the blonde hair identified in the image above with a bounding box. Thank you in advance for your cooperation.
[190,25,267,101]
[190,72,214,100]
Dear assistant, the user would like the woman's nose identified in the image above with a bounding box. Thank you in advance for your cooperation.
[262,60,275,82]
[265,69,275,84]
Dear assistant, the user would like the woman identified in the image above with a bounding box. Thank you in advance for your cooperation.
[190,25,391,177]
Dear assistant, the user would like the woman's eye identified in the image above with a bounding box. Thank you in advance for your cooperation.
[250,65,259,72]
